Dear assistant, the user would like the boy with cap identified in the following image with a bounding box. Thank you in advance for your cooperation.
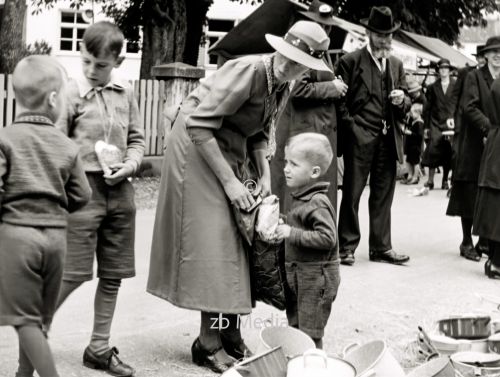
[0,55,91,377]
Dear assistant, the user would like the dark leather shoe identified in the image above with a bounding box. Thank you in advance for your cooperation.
[460,243,481,262]
[485,259,500,279]
[83,346,135,377]
[191,338,234,373]
[340,250,355,266]
[369,250,409,265]
[424,181,434,190]
[220,334,253,360]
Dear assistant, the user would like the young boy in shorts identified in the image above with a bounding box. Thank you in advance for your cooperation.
[55,21,144,377]
[0,55,91,377]
[274,132,340,349]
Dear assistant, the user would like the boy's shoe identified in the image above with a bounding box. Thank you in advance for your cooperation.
[340,250,355,266]
[83,346,135,377]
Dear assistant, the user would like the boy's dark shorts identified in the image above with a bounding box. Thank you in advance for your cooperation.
[0,223,66,327]
[63,173,136,282]
[285,261,340,339]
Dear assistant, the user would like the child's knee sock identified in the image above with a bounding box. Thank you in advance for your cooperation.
[88,278,121,355]
[16,344,34,377]
[56,280,83,310]
[16,325,59,377]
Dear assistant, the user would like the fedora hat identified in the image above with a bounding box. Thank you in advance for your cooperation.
[481,36,500,54]
[472,44,485,57]
[435,58,455,71]
[407,78,422,93]
[299,0,336,26]
[265,20,331,72]
[360,6,400,34]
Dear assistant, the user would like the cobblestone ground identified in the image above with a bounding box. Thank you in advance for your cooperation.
[1,175,499,377]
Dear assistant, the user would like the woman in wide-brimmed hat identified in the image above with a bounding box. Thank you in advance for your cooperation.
[147,20,330,373]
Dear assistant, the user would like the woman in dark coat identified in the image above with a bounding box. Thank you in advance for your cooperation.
[473,39,500,279]
[147,21,331,373]
[447,41,494,261]
[421,59,456,190]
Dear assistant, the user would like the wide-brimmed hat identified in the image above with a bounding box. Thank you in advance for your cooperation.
[435,58,455,71]
[407,78,422,93]
[265,20,331,72]
[481,36,500,54]
[299,0,336,26]
[360,6,400,34]
[473,44,485,57]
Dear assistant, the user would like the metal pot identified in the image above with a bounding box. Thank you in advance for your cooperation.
[450,351,500,377]
[287,349,356,377]
[438,315,491,339]
[488,333,500,354]
[222,346,288,377]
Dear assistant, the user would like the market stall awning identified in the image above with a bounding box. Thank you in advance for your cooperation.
[209,0,472,69]
[397,30,475,68]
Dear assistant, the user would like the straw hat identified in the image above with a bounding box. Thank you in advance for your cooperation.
[299,0,336,26]
[265,20,331,72]
[481,36,500,54]
[360,6,400,35]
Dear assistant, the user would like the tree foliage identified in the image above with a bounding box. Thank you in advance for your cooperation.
[19,0,500,77]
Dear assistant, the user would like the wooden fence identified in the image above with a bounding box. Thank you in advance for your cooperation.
[0,74,167,157]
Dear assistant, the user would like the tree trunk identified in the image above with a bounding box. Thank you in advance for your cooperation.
[140,0,187,79]
[183,0,212,65]
[0,0,27,74]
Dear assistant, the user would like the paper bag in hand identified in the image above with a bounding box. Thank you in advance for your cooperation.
[95,140,122,176]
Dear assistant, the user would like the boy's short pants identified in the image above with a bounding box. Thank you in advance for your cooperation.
[285,261,340,339]
[63,173,136,282]
[0,223,66,327]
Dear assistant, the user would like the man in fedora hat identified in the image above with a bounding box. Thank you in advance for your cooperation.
[421,58,456,191]
[271,0,348,213]
[335,6,410,266]
[447,36,500,263]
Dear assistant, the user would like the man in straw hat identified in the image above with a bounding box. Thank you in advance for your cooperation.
[271,0,348,213]
[335,6,410,266]
[147,20,331,373]
[448,36,500,263]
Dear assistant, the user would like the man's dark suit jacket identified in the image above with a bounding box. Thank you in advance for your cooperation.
[335,46,408,162]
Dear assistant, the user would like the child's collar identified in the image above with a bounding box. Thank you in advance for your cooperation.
[76,73,127,99]
[291,181,330,201]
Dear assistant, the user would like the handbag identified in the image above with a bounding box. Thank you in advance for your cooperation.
[250,238,287,310]
[250,195,287,310]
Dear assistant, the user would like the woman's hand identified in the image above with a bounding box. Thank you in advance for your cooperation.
[253,174,272,198]
[224,178,255,210]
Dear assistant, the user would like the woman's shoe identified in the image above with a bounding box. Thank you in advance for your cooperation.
[191,338,234,373]
[424,181,434,190]
[220,334,253,361]
[460,243,481,262]
[485,259,500,279]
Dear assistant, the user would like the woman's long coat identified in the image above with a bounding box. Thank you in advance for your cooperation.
[421,78,456,167]
[473,78,500,242]
[147,56,288,314]
[451,66,493,182]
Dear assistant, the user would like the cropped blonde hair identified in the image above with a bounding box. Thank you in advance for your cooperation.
[286,132,333,174]
[12,55,65,110]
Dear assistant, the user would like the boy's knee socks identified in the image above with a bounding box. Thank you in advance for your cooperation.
[16,325,59,377]
[89,278,121,355]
